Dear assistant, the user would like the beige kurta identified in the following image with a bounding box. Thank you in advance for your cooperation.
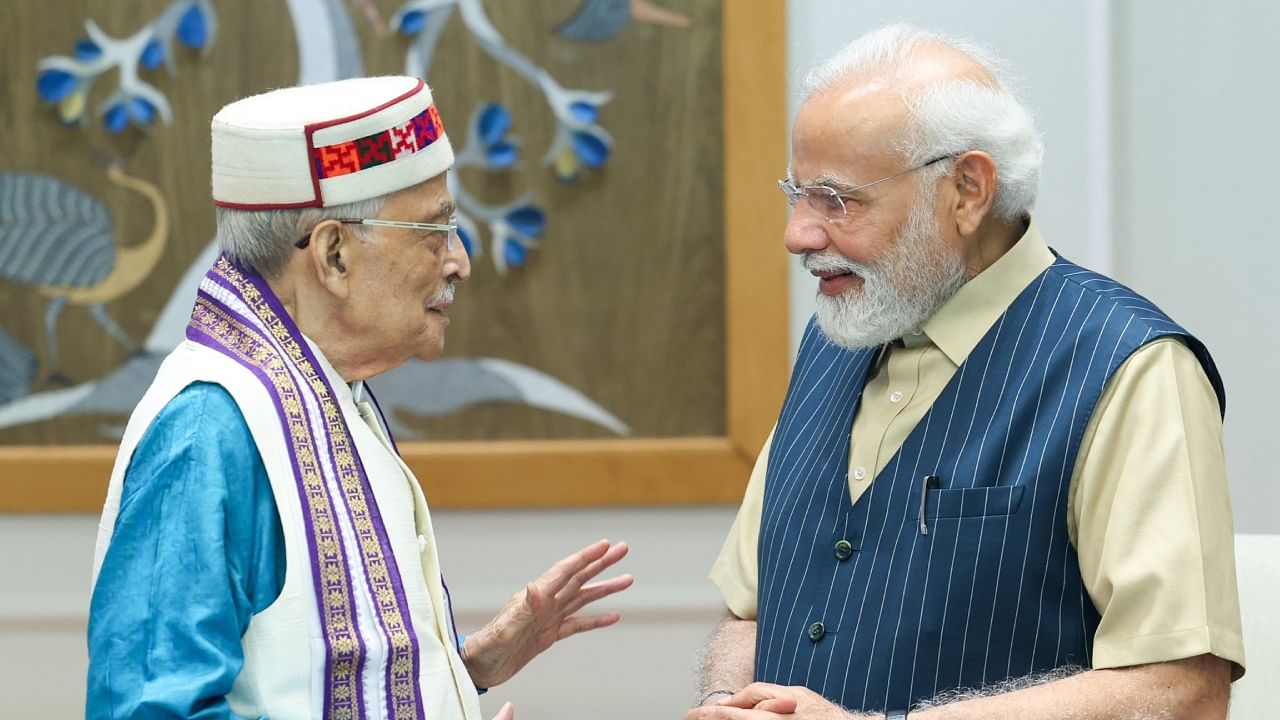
[711,222,1245,675]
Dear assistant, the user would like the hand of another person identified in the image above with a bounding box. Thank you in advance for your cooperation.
[461,539,632,689]
[683,683,858,719]
[490,701,514,720]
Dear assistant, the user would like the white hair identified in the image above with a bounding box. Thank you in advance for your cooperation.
[803,23,1043,222]
[215,195,385,278]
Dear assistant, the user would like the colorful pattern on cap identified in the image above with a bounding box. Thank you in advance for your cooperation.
[312,105,445,180]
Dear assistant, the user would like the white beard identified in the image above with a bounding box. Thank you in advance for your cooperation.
[806,189,968,350]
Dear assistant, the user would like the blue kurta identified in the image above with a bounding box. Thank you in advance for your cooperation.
[87,382,285,720]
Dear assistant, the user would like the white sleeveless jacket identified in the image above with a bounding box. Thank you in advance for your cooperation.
[93,339,483,720]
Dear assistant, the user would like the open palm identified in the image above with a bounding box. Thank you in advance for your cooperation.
[460,539,633,689]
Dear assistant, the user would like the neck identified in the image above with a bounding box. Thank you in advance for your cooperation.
[267,271,403,382]
[963,215,1028,279]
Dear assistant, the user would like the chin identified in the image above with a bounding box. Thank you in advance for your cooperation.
[413,339,445,362]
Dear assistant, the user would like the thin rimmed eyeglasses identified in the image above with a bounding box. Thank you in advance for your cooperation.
[778,155,958,220]
[296,217,459,251]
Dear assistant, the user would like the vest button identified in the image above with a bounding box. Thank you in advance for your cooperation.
[833,539,854,561]
[807,621,826,642]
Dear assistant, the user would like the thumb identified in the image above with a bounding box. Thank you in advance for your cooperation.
[490,701,514,720]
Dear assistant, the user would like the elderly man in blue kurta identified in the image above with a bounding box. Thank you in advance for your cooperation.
[87,76,632,720]
[687,25,1244,720]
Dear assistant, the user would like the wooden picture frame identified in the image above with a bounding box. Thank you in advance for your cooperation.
[0,1,789,512]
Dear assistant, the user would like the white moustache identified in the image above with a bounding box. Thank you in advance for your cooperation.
[802,252,866,275]
[429,284,455,306]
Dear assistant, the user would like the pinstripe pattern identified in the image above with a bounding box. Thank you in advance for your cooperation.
[755,256,1223,713]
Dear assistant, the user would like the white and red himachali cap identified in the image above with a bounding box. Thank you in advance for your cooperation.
[210,76,453,210]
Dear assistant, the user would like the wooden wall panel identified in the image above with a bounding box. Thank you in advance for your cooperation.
[0,0,788,511]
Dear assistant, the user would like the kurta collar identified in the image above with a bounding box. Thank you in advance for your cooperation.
[907,219,1055,367]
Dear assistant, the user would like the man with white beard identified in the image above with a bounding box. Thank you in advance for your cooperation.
[687,24,1244,720]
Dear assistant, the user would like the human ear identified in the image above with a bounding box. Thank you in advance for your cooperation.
[306,220,351,299]
[950,151,998,237]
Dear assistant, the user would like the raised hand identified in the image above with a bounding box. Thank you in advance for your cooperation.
[461,539,633,689]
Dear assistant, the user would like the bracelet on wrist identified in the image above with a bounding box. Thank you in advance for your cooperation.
[698,689,736,706]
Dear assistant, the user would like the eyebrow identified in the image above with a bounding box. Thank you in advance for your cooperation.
[811,171,862,192]
[786,167,860,192]
[419,200,456,224]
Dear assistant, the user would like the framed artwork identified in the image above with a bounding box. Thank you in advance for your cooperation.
[0,0,788,511]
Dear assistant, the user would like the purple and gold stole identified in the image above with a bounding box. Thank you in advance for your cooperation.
[188,254,426,720]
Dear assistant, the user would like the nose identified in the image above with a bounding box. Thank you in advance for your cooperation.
[446,237,471,282]
[782,205,831,256]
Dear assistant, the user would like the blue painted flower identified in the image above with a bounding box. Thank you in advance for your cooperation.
[127,97,157,125]
[568,101,598,124]
[505,205,545,238]
[398,9,428,35]
[104,103,129,134]
[455,212,482,259]
[36,69,80,103]
[472,103,520,169]
[478,104,511,145]
[571,130,610,168]
[177,4,208,49]
[141,39,165,70]
[74,38,102,62]
[504,239,529,268]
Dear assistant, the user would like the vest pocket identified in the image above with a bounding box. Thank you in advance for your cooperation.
[920,484,1025,520]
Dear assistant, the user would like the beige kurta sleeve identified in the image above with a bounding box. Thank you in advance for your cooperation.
[709,430,773,620]
[1069,337,1245,676]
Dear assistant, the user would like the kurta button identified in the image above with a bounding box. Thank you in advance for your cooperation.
[889,391,903,403]
[807,621,826,642]
[852,466,866,481]
[834,539,853,561]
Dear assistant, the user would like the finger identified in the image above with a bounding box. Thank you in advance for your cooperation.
[539,539,612,595]
[721,683,792,709]
[685,706,782,719]
[555,541,630,600]
[559,574,634,617]
[556,611,622,640]
[751,698,797,713]
[489,701,514,720]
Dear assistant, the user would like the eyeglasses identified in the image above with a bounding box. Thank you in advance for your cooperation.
[295,216,459,251]
[778,155,958,220]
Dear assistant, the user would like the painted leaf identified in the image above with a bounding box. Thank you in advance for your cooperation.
[0,172,115,288]
[0,326,36,406]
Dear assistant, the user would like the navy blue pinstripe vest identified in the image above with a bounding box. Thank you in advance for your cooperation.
[755,256,1224,713]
